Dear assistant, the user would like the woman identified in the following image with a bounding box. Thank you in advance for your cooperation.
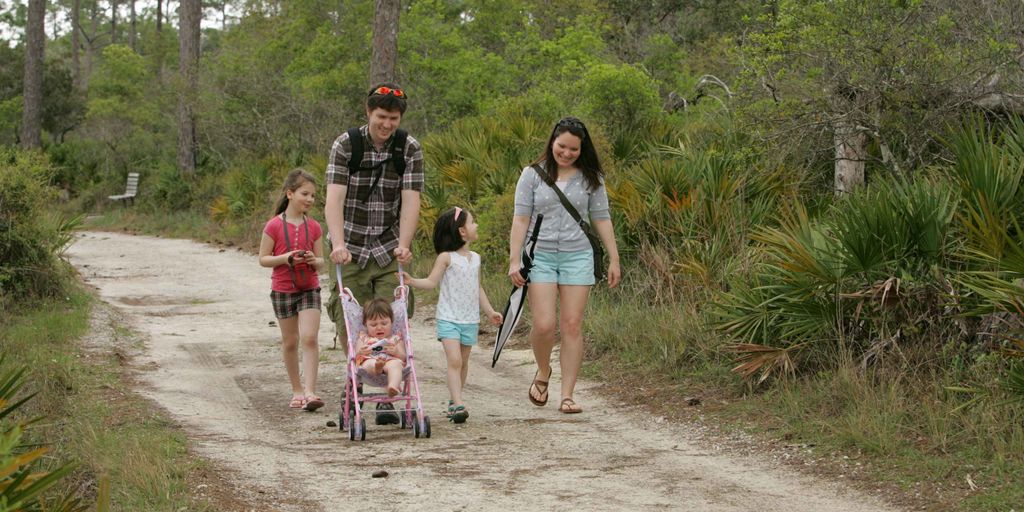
[508,116,621,414]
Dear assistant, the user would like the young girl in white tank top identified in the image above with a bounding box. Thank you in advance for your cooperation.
[402,206,502,424]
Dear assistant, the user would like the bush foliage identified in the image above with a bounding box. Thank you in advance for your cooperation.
[0,150,79,309]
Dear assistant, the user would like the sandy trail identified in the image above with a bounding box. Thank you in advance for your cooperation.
[67,231,900,512]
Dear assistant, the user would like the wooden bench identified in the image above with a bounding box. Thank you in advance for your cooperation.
[108,172,139,206]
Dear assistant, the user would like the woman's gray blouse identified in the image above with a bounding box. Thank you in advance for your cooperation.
[513,164,611,253]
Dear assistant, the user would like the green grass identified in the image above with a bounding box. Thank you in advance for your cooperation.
[1,288,216,511]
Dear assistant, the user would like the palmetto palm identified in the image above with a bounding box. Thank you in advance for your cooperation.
[1,356,91,512]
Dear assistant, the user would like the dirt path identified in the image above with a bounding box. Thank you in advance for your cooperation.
[67,231,900,512]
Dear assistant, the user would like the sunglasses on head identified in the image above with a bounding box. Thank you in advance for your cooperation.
[557,117,585,129]
[555,117,588,139]
[369,86,406,98]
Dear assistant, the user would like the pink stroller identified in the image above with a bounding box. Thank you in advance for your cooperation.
[335,264,430,440]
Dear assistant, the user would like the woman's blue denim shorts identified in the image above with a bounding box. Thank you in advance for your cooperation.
[530,250,595,286]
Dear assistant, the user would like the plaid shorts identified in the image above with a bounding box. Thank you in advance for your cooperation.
[270,288,322,319]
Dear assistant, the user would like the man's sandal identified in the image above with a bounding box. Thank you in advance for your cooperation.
[559,398,582,414]
[528,368,552,406]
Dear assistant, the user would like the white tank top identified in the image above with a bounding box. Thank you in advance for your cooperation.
[436,251,480,324]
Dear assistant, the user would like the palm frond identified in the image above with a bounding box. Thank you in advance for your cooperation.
[726,342,805,384]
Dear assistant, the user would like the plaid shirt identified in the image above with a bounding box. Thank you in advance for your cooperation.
[326,125,424,268]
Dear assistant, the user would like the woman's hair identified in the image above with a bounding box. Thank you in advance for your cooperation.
[362,297,393,324]
[532,116,603,191]
[366,82,408,114]
[432,207,468,254]
[273,168,318,215]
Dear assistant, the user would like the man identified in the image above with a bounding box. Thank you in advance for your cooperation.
[325,83,424,424]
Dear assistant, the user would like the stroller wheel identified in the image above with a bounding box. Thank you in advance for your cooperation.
[400,410,414,430]
[413,415,431,439]
[337,412,344,432]
[349,413,366,441]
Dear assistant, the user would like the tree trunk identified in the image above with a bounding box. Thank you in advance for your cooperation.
[83,0,98,90]
[155,0,164,80]
[129,0,137,51]
[49,4,58,39]
[21,0,46,150]
[177,0,201,176]
[833,119,867,195]
[71,0,81,89]
[370,0,400,85]
[111,0,118,43]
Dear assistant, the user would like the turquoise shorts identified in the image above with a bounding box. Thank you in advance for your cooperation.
[436,319,479,346]
[530,250,595,286]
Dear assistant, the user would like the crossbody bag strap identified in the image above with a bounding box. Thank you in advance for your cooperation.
[533,164,587,230]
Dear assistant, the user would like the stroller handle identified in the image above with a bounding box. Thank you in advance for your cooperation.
[396,262,409,300]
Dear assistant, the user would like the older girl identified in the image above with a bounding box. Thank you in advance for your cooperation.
[259,169,326,411]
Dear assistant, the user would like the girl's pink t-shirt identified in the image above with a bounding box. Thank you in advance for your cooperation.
[264,214,322,293]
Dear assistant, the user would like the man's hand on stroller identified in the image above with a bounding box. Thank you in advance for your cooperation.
[394,246,413,264]
[330,244,351,264]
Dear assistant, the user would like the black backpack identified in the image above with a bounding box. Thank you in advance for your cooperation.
[346,127,408,200]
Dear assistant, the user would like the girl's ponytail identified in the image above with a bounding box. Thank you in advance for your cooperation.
[273,193,290,215]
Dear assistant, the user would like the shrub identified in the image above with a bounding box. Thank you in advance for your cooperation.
[579,64,661,154]
[0,150,79,308]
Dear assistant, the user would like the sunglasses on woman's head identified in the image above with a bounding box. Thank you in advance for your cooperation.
[557,117,585,130]
[369,86,406,98]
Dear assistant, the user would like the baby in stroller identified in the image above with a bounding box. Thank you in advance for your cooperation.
[354,298,407,397]
[335,265,431,439]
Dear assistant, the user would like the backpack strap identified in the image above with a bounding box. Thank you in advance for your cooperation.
[391,129,407,177]
[345,127,407,177]
[346,127,363,176]
[346,127,409,201]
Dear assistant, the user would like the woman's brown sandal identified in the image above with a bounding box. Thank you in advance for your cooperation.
[528,368,552,406]
[559,398,582,414]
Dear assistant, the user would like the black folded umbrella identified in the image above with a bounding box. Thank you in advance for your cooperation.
[492,214,543,367]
